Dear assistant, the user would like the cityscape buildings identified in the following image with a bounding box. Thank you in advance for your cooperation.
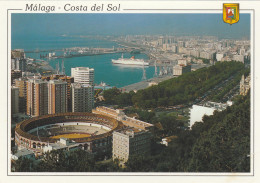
[10,34,251,172]
[42,74,74,112]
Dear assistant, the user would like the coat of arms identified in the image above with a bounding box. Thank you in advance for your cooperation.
[223,3,239,25]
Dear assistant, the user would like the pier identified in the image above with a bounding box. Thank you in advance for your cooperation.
[120,75,176,93]
[25,46,142,59]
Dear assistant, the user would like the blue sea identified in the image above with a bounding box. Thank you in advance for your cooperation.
[12,37,156,88]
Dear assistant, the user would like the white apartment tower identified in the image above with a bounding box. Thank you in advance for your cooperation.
[71,67,94,108]
[71,83,93,113]
[48,80,68,114]
[71,67,94,86]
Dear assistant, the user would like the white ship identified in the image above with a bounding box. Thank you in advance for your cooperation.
[112,54,149,66]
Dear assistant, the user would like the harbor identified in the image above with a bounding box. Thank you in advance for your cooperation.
[17,36,213,89]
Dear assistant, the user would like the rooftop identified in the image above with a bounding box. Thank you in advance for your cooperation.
[13,148,34,158]
[48,80,67,85]
[28,78,48,84]
[114,126,145,137]
[72,67,94,71]
[71,83,92,88]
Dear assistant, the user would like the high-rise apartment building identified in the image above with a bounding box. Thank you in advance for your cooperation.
[71,83,93,113]
[11,86,19,115]
[71,67,94,108]
[11,70,22,85]
[71,67,94,86]
[27,79,48,117]
[11,50,27,72]
[14,77,28,113]
[48,80,68,114]
[42,74,74,112]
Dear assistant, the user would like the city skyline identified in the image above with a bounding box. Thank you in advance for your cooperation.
[10,13,251,173]
[12,13,250,40]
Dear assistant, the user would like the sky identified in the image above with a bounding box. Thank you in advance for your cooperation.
[11,13,250,40]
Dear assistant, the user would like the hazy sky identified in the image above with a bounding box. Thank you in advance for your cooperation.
[12,13,250,40]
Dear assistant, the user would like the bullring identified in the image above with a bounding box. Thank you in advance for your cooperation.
[15,112,123,156]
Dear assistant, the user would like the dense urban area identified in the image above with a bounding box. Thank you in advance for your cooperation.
[11,35,251,172]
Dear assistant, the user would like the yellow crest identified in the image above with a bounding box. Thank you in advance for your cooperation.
[223,3,239,25]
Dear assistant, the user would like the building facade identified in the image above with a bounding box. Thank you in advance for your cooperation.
[71,67,94,86]
[11,50,27,72]
[71,83,93,112]
[71,67,94,107]
[233,54,245,63]
[11,86,19,115]
[11,70,22,85]
[48,80,68,114]
[173,64,191,76]
[14,77,28,113]
[42,74,74,112]
[112,128,151,163]
[240,74,251,96]
[27,79,48,117]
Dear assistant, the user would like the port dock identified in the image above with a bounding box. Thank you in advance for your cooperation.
[120,75,176,93]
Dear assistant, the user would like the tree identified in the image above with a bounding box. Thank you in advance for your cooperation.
[12,157,34,172]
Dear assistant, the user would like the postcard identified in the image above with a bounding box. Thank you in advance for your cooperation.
[0,0,259,183]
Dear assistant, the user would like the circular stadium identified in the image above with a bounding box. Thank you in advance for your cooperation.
[15,112,123,154]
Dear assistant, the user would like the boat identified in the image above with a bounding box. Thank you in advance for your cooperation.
[112,54,149,66]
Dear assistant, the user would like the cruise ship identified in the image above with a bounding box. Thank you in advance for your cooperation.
[112,54,149,66]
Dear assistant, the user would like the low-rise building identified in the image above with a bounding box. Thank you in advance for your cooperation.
[112,127,151,164]
[216,53,226,62]
[148,81,158,87]
[173,64,191,76]
[93,106,154,131]
[233,54,244,63]
[43,138,80,153]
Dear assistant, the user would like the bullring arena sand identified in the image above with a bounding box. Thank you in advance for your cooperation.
[50,133,91,139]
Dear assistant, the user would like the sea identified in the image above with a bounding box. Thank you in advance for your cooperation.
[12,37,156,88]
